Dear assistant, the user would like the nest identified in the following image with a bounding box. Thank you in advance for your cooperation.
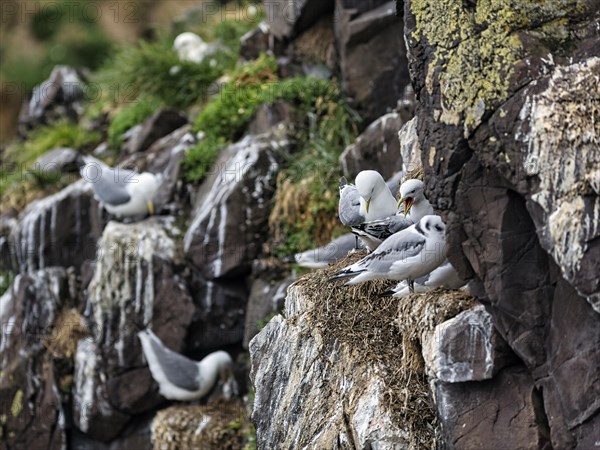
[43,309,90,359]
[151,400,247,450]
[293,253,478,448]
[403,165,424,183]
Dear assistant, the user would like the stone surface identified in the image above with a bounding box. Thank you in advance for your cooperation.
[122,108,187,155]
[336,1,410,123]
[247,101,294,136]
[404,0,600,446]
[33,147,79,173]
[398,116,421,174]
[434,365,550,450]
[250,285,410,449]
[267,0,335,39]
[72,218,195,441]
[18,65,86,134]
[184,269,248,353]
[243,275,294,349]
[0,268,76,450]
[184,131,289,279]
[240,21,284,60]
[8,180,107,274]
[422,305,515,383]
[339,111,404,180]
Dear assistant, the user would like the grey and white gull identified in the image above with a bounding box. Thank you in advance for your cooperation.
[294,232,361,269]
[329,215,447,292]
[381,259,466,298]
[350,179,432,251]
[138,329,235,401]
[80,155,160,218]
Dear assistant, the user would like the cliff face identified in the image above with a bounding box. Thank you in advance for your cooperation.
[403,0,600,447]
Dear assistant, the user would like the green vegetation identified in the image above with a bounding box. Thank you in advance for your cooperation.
[0,271,15,296]
[0,120,100,198]
[107,96,163,149]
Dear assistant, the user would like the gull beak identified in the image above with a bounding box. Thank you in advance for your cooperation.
[397,197,405,209]
[403,198,414,217]
[147,200,155,216]
[365,198,371,214]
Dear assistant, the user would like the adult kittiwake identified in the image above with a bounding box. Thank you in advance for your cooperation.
[355,170,398,220]
[350,179,432,251]
[381,259,466,298]
[80,155,160,218]
[330,215,446,292]
[398,179,433,220]
[138,329,235,401]
[294,233,361,269]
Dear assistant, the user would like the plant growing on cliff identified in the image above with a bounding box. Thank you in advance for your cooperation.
[107,95,163,149]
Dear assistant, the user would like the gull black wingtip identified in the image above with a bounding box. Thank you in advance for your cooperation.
[378,289,395,298]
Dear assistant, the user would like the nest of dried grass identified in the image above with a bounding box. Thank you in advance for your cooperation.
[403,165,424,183]
[151,399,247,450]
[293,253,478,448]
[43,308,90,359]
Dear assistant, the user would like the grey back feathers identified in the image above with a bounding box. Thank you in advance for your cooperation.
[338,177,365,227]
[80,155,132,205]
[143,330,201,392]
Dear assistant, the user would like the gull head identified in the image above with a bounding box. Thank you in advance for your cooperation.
[418,214,445,237]
[398,179,425,216]
[355,170,386,214]
[135,172,160,215]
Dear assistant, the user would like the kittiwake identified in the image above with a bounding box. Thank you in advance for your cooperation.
[330,215,446,292]
[138,329,235,401]
[294,233,362,269]
[381,259,466,298]
[80,155,160,218]
[398,179,433,221]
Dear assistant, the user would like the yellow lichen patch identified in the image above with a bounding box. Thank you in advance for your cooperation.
[43,309,90,359]
[409,0,590,135]
[10,390,23,417]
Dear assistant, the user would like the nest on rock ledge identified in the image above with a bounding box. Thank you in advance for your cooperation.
[294,251,478,448]
[151,399,249,450]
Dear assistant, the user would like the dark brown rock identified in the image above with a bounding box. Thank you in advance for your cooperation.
[0,268,75,450]
[183,130,289,279]
[423,305,516,383]
[335,1,410,123]
[72,219,195,441]
[247,101,295,136]
[185,269,248,353]
[339,111,404,180]
[403,0,600,446]
[18,65,86,135]
[243,275,294,349]
[267,0,335,40]
[435,365,551,450]
[240,21,285,60]
[8,180,107,274]
[123,108,187,155]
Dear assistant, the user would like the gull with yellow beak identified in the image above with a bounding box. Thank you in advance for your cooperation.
[355,170,397,220]
[80,155,160,219]
[397,179,433,220]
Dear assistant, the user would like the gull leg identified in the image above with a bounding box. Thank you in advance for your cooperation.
[408,279,415,293]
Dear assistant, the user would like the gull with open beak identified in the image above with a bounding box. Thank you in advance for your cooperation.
[397,179,433,221]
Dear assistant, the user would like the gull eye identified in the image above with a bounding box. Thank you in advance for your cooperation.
[435,224,443,232]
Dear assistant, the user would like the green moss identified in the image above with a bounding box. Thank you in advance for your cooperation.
[107,96,163,149]
[410,0,588,132]
[185,55,348,183]
[1,120,100,198]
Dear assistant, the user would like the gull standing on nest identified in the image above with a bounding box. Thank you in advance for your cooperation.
[329,215,447,292]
